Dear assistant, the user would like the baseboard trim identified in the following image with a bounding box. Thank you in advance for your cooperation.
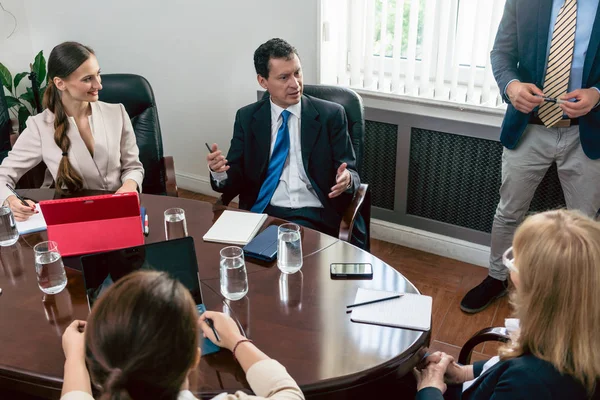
[371,218,490,268]
[176,172,221,197]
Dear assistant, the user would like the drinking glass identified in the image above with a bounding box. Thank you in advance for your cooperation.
[277,223,302,274]
[164,208,188,240]
[220,246,248,301]
[0,206,19,247]
[34,241,67,294]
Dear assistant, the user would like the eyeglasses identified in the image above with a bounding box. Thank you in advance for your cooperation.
[502,247,518,273]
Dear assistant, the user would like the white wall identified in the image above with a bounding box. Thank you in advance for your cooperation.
[1,0,319,193]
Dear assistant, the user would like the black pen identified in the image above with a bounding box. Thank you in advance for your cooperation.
[205,142,213,152]
[346,294,402,309]
[5,184,31,207]
[205,318,220,342]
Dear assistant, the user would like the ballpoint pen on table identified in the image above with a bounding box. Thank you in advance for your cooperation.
[346,294,403,309]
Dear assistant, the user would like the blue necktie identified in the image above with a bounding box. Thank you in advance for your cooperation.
[251,110,291,213]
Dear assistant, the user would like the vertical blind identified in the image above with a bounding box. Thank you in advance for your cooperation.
[320,0,507,108]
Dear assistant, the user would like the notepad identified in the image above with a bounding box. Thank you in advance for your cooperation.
[350,288,432,331]
[16,204,47,235]
[203,210,268,246]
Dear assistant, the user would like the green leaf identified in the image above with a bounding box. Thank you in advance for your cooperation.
[0,62,13,93]
[32,51,46,87]
[19,88,35,109]
[18,106,31,133]
[5,96,22,109]
[13,72,28,91]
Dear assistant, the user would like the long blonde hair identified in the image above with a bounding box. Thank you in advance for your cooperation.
[499,209,600,393]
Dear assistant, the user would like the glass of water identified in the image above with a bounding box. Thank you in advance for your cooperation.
[278,223,303,274]
[0,206,19,247]
[164,208,188,240]
[34,241,67,294]
[220,246,248,301]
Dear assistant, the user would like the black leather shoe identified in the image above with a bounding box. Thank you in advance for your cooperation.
[460,276,508,314]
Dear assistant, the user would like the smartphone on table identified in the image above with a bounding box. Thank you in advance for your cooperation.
[330,263,373,279]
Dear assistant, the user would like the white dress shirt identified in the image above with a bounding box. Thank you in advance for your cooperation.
[211,100,323,209]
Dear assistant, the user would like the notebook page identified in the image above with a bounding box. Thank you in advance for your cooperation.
[350,288,432,331]
[203,210,267,245]
[16,204,47,234]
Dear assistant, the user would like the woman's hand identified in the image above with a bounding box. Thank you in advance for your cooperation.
[5,195,36,222]
[199,311,245,351]
[116,179,138,194]
[414,352,454,393]
[420,352,473,385]
[62,320,86,362]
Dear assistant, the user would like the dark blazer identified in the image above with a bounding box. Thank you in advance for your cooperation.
[416,354,590,400]
[211,94,360,223]
[491,0,600,159]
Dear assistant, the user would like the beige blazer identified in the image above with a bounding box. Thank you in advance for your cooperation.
[0,101,144,201]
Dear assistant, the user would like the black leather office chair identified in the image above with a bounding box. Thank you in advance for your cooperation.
[0,75,12,163]
[218,84,371,250]
[98,74,177,196]
[458,327,510,365]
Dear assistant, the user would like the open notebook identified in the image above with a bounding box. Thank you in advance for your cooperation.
[203,210,267,246]
[16,204,47,235]
[350,288,432,331]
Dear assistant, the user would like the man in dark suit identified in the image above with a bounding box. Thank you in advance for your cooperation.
[460,0,600,314]
[206,38,364,246]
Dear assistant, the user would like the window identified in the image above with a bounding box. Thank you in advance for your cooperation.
[319,0,507,108]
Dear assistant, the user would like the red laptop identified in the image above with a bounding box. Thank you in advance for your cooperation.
[39,193,144,257]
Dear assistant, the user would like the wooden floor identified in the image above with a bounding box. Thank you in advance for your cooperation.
[180,189,512,362]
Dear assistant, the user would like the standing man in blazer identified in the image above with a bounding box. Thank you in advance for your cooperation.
[461,0,600,314]
[207,38,365,247]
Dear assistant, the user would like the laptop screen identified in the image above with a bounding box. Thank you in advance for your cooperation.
[81,237,203,309]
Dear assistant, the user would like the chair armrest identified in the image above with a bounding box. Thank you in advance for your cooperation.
[339,183,369,243]
[162,156,178,197]
[458,327,510,365]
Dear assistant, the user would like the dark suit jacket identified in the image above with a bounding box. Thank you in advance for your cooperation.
[416,354,591,400]
[491,0,600,159]
[211,94,360,227]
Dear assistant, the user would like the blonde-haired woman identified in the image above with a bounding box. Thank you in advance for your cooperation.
[415,209,600,399]
[0,41,144,221]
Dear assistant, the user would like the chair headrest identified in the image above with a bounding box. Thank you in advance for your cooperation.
[98,74,155,118]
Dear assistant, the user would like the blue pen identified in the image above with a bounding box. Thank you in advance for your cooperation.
[140,207,146,233]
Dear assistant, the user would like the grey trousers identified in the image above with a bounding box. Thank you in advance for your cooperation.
[489,124,600,280]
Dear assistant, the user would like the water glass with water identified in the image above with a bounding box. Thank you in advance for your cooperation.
[34,241,67,294]
[278,223,303,274]
[164,208,188,240]
[220,246,248,301]
[0,206,19,247]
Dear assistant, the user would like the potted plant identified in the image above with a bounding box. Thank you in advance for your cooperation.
[0,50,47,134]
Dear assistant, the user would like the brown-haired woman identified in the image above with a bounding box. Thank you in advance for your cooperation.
[414,209,600,399]
[0,41,143,221]
[60,271,304,400]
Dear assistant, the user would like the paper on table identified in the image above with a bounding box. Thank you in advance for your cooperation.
[203,210,268,246]
[16,203,47,234]
[350,288,432,331]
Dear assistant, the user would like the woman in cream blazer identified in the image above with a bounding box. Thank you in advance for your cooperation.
[60,271,305,400]
[0,41,143,220]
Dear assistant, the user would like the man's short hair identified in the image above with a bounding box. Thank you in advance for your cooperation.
[254,38,299,79]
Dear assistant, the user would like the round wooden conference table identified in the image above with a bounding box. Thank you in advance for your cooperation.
[0,189,430,400]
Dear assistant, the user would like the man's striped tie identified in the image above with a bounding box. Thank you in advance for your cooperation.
[538,0,578,127]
